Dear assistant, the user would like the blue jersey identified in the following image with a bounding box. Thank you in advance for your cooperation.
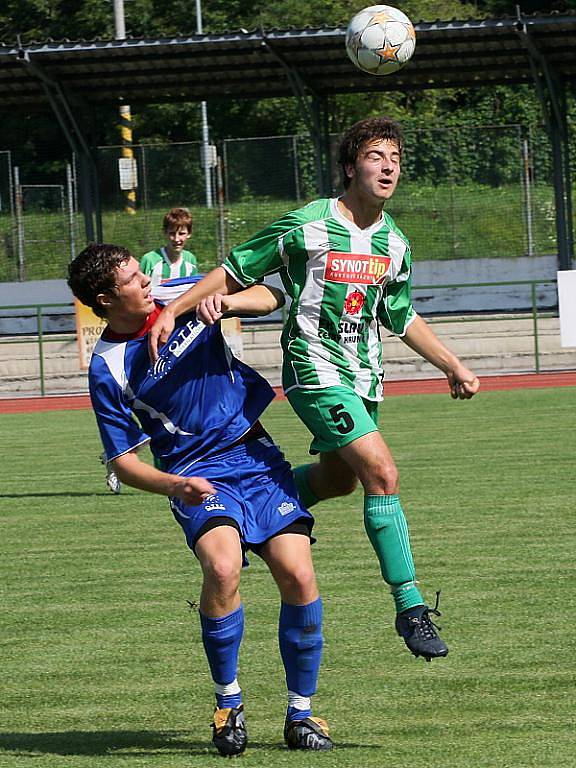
[89,279,275,475]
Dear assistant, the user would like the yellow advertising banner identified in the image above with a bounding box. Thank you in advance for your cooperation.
[221,316,244,359]
[74,299,107,370]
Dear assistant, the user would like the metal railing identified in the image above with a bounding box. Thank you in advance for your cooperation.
[0,279,560,397]
[0,302,75,396]
[414,279,558,374]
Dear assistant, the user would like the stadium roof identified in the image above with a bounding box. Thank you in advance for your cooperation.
[0,12,575,108]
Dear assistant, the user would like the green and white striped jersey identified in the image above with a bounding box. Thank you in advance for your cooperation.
[140,247,198,289]
[224,198,416,401]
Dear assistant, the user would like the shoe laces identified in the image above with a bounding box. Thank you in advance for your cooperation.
[416,591,443,639]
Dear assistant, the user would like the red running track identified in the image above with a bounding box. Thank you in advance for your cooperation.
[1,371,575,415]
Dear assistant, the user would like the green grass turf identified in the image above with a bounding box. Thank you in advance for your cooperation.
[1,388,574,766]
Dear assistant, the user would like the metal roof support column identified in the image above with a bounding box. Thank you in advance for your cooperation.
[516,13,574,270]
[260,34,331,196]
[547,83,571,270]
[559,85,574,263]
[87,106,104,242]
[548,81,574,269]
[16,45,100,244]
[312,95,332,196]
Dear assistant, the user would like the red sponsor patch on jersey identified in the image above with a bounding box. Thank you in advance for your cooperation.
[324,252,391,284]
[344,290,365,315]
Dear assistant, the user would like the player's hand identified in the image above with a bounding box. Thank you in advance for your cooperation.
[447,365,480,400]
[148,307,176,362]
[172,476,216,505]
[197,294,230,325]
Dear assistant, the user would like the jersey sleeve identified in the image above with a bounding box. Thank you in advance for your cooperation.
[186,251,199,272]
[139,250,156,276]
[152,275,203,304]
[377,254,417,337]
[224,210,302,286]
[89,356,150,462]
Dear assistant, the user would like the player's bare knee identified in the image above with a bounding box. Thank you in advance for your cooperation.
[363,462,399,495]
[278,564,317,604]
[203,557,241,597]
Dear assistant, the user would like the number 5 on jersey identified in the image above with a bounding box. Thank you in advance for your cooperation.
[328,404,355,434]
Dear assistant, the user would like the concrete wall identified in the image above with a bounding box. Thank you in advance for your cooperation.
[0,255,569,335]
[0,279,74,334]
[411,254,562,315]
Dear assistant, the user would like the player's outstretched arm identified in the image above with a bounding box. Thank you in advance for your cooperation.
[197,285,285,325]
[112,451,215,505]
[402,314,480,399]
[148,266,241,361]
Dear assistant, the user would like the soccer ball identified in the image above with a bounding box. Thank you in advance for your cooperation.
[346,5,416,76]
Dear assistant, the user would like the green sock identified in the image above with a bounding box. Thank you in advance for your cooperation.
[293,464,320,509]
[363,494,424,612]
[391,581,423,613]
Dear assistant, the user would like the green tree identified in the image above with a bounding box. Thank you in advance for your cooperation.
[0,0,572,188]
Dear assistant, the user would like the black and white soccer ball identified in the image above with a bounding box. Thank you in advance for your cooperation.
[346,5,416,76]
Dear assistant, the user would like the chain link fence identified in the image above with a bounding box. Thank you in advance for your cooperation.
[222,125,561,263]
[96,142,220,273]
[0,159,78,282]
[389,124,559,260]
[0,123,570,283]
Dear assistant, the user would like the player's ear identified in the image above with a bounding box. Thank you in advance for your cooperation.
[344,162,355,183]
[96,291,113,312]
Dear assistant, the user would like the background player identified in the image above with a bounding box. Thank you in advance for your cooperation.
[140,207,198,289]
[67,245,332,755]
[147,117,480,662]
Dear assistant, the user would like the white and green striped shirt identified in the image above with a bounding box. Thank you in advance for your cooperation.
[140,247,198,290]
[224,198,416,401]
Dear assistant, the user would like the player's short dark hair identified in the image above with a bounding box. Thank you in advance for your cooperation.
[163,207,193,234]
[338,117,404,188]
[67,243,132,318]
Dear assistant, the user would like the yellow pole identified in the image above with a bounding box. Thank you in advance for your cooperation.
[119,103,136,215]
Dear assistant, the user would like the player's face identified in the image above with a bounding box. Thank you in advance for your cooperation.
[108,257,154,320]
[167,226,191,253]
[346,139,401,202]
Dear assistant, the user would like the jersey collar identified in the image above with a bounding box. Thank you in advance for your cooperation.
[331,197,387,235]
[162,246,182,268]
[102,303,163,342]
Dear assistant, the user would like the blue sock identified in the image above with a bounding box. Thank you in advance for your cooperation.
[200,605,244,709]
[279,598,323,720]
[287,703,311,722]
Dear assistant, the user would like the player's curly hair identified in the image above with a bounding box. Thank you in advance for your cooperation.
[338,117,404,189]
[67,243,132,318]
[163,207,193,234]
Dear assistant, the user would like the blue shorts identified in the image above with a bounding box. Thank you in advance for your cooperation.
[169,433,314,556]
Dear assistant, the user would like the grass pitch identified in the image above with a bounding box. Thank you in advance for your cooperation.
[1,388,574,767]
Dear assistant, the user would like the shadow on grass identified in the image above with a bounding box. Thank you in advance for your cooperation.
[0,730,378,756]
[0,492,121,498]
[0,730,227,756]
